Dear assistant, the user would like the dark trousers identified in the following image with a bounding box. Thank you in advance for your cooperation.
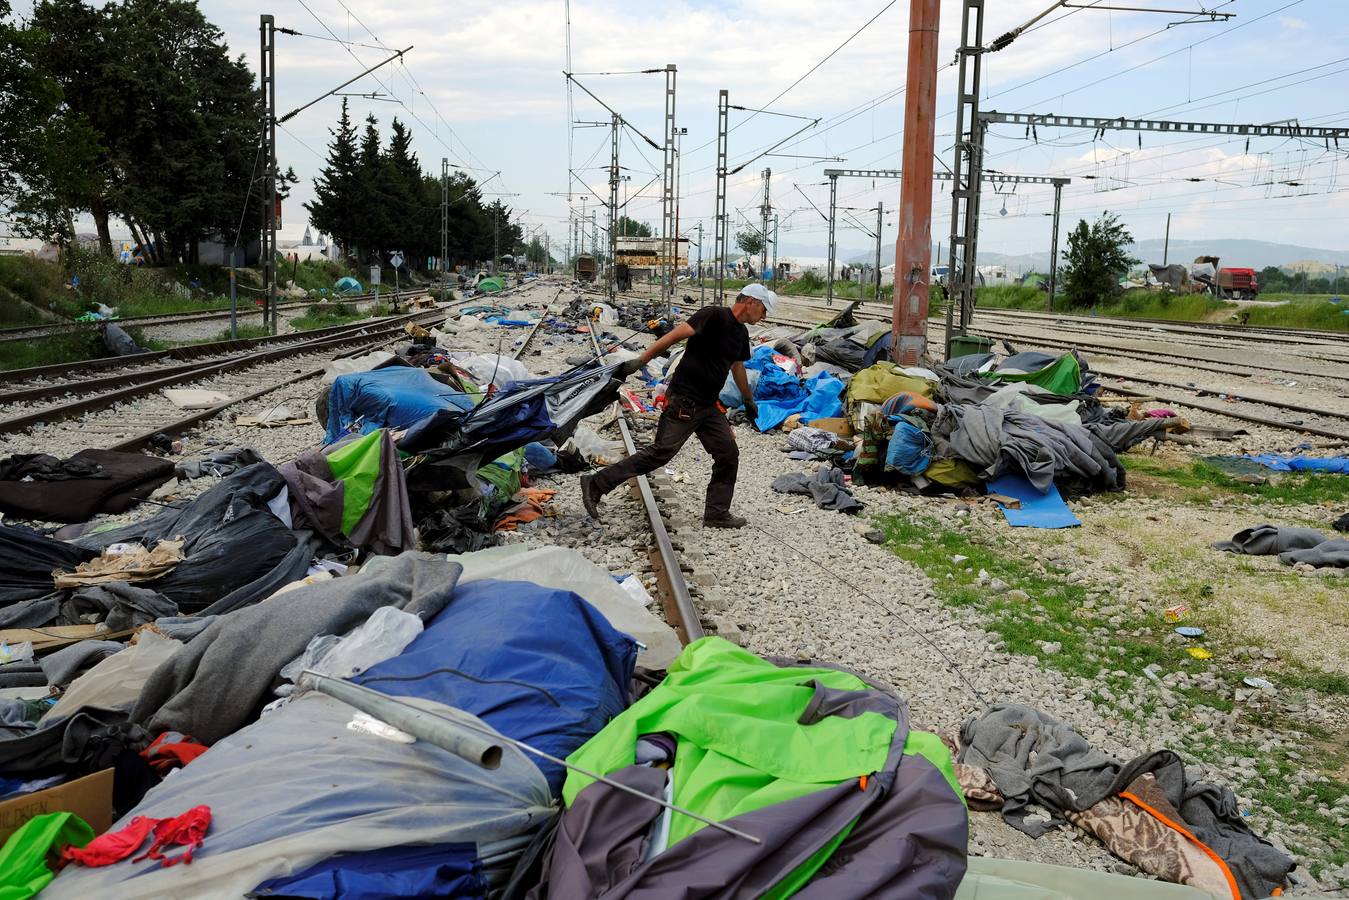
[590,396,739,519]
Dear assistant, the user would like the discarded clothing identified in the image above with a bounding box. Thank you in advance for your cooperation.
[1240,453,1349,474]
[847,363,935,407]
[58,583,178,632]
[281,429,414,555]
[53,540,185,590]
[140,732,208,775]
[787,426,843,456]
[61,805,210,869]
[38,640,126,687]
[771,467,863,513]
[1212,525,1327,555]
[933,404,1125,494]
[1279,539,1349,568]
[536,638,967,899]
[884,417,932,474]
[130,552,460,745]
[959,704,1293,899]
[416,501,500,554]
[495,488,558,531]
[173,448,262,480]
[0,812,94,898]
[982,382,1081,425]
[43,631,183,724]
[0,453,102,482]
[1335,511,1349,533]
[0,449,173,523]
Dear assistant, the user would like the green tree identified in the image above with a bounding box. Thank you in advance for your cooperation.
[615,216,652,238]
[735,229,765,258]
[306,99,361,260]
[1059,211,1138,309]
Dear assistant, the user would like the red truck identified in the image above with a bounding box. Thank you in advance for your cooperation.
[1217,267,1259,300]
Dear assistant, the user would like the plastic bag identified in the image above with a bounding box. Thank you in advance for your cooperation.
[565,423,623,464]
[277,606,423,696]
[0,641,34,666]
[44,631,182,722]
[451,353,533,389]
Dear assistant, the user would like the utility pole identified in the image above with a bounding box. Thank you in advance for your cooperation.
[713,89,729,304]
[946,0,986,348]
[1048,178,1067,311]
[259,15,278,333]
[771,212,779,281]
[826,173,838,305]
[759,167,771,279]
[697,221,705,306]
[609,112,620,304]
[660,64,677,311]
[590,212,598,271]
[874,201,884,303]
[674,126,686,292]
[492,207,499,273]
[894,0,939,364]
[440,157,449,276]
[1163,212,1171,266]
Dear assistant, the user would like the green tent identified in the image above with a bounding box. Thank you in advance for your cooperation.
[982,353,1081,396]
[477,276,505,294]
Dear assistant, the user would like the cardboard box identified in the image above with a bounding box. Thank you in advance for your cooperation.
[805,417,853,439]
[0,768,114,844]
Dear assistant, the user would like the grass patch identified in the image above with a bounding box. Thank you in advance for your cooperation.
[1122,454,1349,506]
[1242,296,1349,331]
[0,328,106,371]
[0,255,71,324]
[972,285,1047,310]
[289,301,390,331]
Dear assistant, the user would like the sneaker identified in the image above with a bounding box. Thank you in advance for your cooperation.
[579,473,603,521]
[703,514,747,529]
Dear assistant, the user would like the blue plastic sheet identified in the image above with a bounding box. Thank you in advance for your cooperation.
[987,473,1081,529]
[801,372,845,422]
[752,364,808,431]
[325,367,476,444]
[254,843,484,899]
[353,577,637,796]
[1242,454,1349,474]
[884,419,931,474]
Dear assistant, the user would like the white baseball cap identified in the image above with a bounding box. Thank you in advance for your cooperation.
[739,283,778,314]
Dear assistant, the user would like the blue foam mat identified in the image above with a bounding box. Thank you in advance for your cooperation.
[986,473,1081,529]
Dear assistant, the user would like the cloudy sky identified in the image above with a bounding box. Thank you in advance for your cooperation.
[178,0,1349,258]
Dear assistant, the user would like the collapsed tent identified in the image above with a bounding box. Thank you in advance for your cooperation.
[325,366,477,444]
[43,564,638,899]
[529,638,968,898]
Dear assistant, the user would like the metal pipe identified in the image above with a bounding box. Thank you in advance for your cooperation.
[304,671,503,769]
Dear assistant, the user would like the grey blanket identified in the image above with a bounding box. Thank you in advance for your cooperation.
[960,704,1293,900]
[1213,525,1327,555]
[39,640,126,687]
[933,404,1125,493]
[1279,538,1349,568]
[60,583,178,632]
[131,552,461,744]
[771,467,863,513]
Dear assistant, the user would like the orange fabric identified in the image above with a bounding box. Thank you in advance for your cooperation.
[858,775,868,792]
[1120,790,1241,900]
[494,488,558,531]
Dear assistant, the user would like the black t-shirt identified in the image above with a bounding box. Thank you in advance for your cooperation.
[666,306,751,406]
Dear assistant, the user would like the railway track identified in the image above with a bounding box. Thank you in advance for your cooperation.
[0,291,406,344]
[764,296,1349,444]
[0,307,451,448]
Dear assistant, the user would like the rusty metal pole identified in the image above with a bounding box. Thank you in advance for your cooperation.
[893,0,941,365]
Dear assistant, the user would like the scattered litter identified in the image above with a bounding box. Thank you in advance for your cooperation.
[235,407,311,428]
[162,389,232,410]
[346,711,416,743]
[1185,647,1213,660]
[1243,676,1275,690]
[1174,626,1205,638]
[1163,604,1188,622]
[775,505,806,515]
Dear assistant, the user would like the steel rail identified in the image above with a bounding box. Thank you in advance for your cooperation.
[105,308,450,453]
[0,309,443,436]
[586,327,703,645]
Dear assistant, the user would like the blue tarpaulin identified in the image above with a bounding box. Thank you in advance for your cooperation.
[353,577,636,795]
[325,367,477,444]
[1242,454,1349,474]
[987,473,1081,529]
[741,346,845,431]
[254,843,484,899]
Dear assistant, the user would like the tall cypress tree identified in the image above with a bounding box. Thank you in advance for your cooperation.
[306,98,360,260]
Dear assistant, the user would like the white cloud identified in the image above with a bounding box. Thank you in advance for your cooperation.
[1279,16,1309,30]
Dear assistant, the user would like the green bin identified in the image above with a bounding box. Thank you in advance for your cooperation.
[946,334,992,360]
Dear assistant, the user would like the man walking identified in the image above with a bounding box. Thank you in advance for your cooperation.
[581,284,776,529]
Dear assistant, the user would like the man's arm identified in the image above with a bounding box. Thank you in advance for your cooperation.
[730,361,751,403]
[638,322,694,365]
